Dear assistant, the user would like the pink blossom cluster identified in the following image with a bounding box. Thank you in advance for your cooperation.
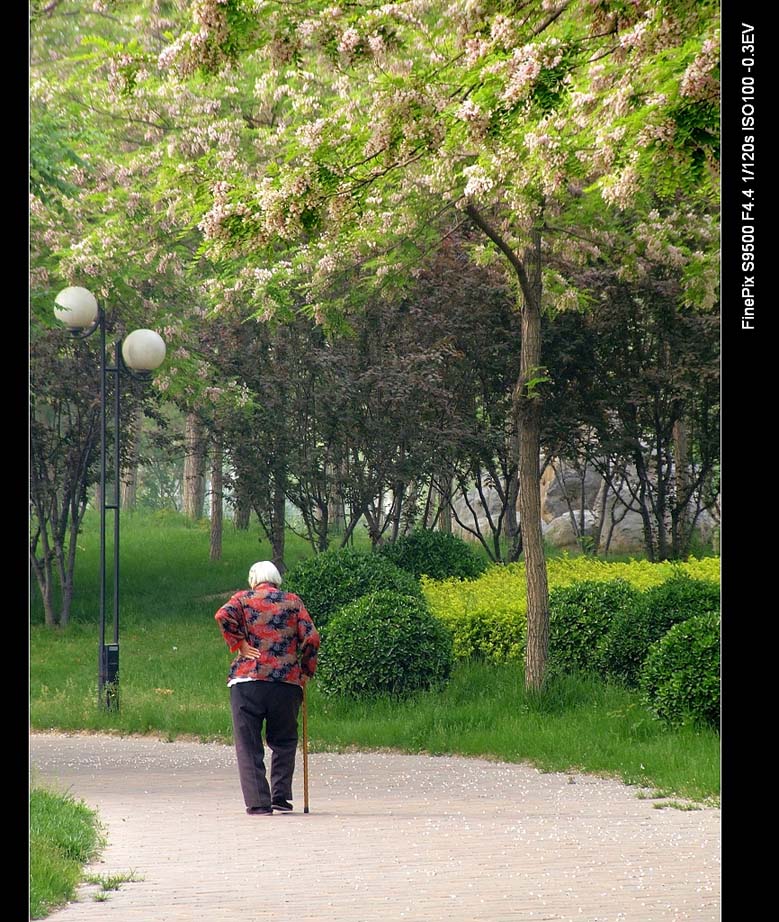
[30,266,50,288]
[297,118,328,150]
[603,84,634,118]
[158,1,231,77]
[635,118,676,149]
[367,33,386,57]
[680,35,719,101]
[107,53,138,98]
[571,91,595,111]
[553,287,581,313]
[464,37,489,66]
[338,27,362,56]
[29,195,47,220]
[126,192,142,216]
[30,78,54,104]
[198,181,251,243]
[456,99,489,140]
[501,39,564,106]
[316,254,337,275]
[462,163,494,198]
[490,14,516,51]
[297,20,318,42]
[157,252,184,276]
[618,15,651,50]
[601,163,639,210]
[589,123,627,172]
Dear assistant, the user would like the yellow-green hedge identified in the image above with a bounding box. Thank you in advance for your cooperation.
[421,555,720,664]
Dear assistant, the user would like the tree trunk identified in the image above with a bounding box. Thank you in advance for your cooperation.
[183,412,206,519]
[317,504,330,552]
[326,462,345,533]
[30,540,56,627]
[234,493,251,530]
[210,441,223,561]
[401,479,420,535]
[390,480,405,542]
[465,205,550,689]
[672,417,690,557]
[514,229,549,692]
[271,477,286,573]
[506,444,524,563]
[437,476,452,534]
[121,405,143,511]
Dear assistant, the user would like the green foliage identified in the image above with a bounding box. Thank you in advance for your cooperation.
[601,575,721,687]
[378,528,487,581]
[640,613,720,729]
[30,114,88,206]
[283,547,422,629]
[317,590,454,699]
[548,580,641,674]
[30,787,103,919]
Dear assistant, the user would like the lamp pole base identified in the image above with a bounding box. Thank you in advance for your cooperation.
[99,643,120,711]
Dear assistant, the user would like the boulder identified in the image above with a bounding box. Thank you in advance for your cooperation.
[450,484,508,540]
[541,466,603,523]
[543,510,599,551]
[597,509,647,556]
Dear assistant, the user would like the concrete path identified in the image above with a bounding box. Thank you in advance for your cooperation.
[30,732,720,922]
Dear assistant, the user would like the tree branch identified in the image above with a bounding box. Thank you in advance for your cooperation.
[464,203,533,304]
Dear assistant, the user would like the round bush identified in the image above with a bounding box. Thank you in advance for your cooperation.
[548,579,641,674]
[316,590,455,699]
[640,613,720,729]
[283,547,422,629]
[600,575,720,687]
[378,529,487,581]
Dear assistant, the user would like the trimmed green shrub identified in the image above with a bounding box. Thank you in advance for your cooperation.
[283,547,422,629]
[421,557,719,667]
[317,590,454,699]
[640,613,720,728]
[600,575,720,687]
[443,607,526,664]
[378,529,487,581]
[548,579,641,674]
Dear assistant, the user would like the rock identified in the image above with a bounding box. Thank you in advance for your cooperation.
[597,509,648,556]
[543,511,599,551]
[541,465,603,523]
[450,484,509,541]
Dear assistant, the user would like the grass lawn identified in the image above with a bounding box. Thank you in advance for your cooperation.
[30,510,720,804]
[29,786,104,919]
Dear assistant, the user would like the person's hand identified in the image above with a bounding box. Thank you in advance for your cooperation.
[238,640,260,659]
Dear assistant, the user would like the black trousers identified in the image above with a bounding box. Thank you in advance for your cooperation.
[230,680,303,813]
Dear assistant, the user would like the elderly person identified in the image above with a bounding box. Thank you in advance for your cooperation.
[215,560,320,815]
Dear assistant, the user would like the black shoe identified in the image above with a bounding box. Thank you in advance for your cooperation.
[247,807,273,815]
[272,799,293,812]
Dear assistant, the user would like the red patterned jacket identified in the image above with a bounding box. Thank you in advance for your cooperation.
[215,581,320,688]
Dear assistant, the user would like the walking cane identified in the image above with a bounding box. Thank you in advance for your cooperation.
[302,682,310,813]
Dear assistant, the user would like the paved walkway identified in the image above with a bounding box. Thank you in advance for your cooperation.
[30,733,720,922]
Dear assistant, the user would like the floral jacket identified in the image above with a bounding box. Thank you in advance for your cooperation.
[215,581,320,687]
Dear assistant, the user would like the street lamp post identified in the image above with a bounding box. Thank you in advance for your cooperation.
[54,286,166,710]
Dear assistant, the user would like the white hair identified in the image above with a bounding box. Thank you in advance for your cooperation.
[248,561,283,588]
